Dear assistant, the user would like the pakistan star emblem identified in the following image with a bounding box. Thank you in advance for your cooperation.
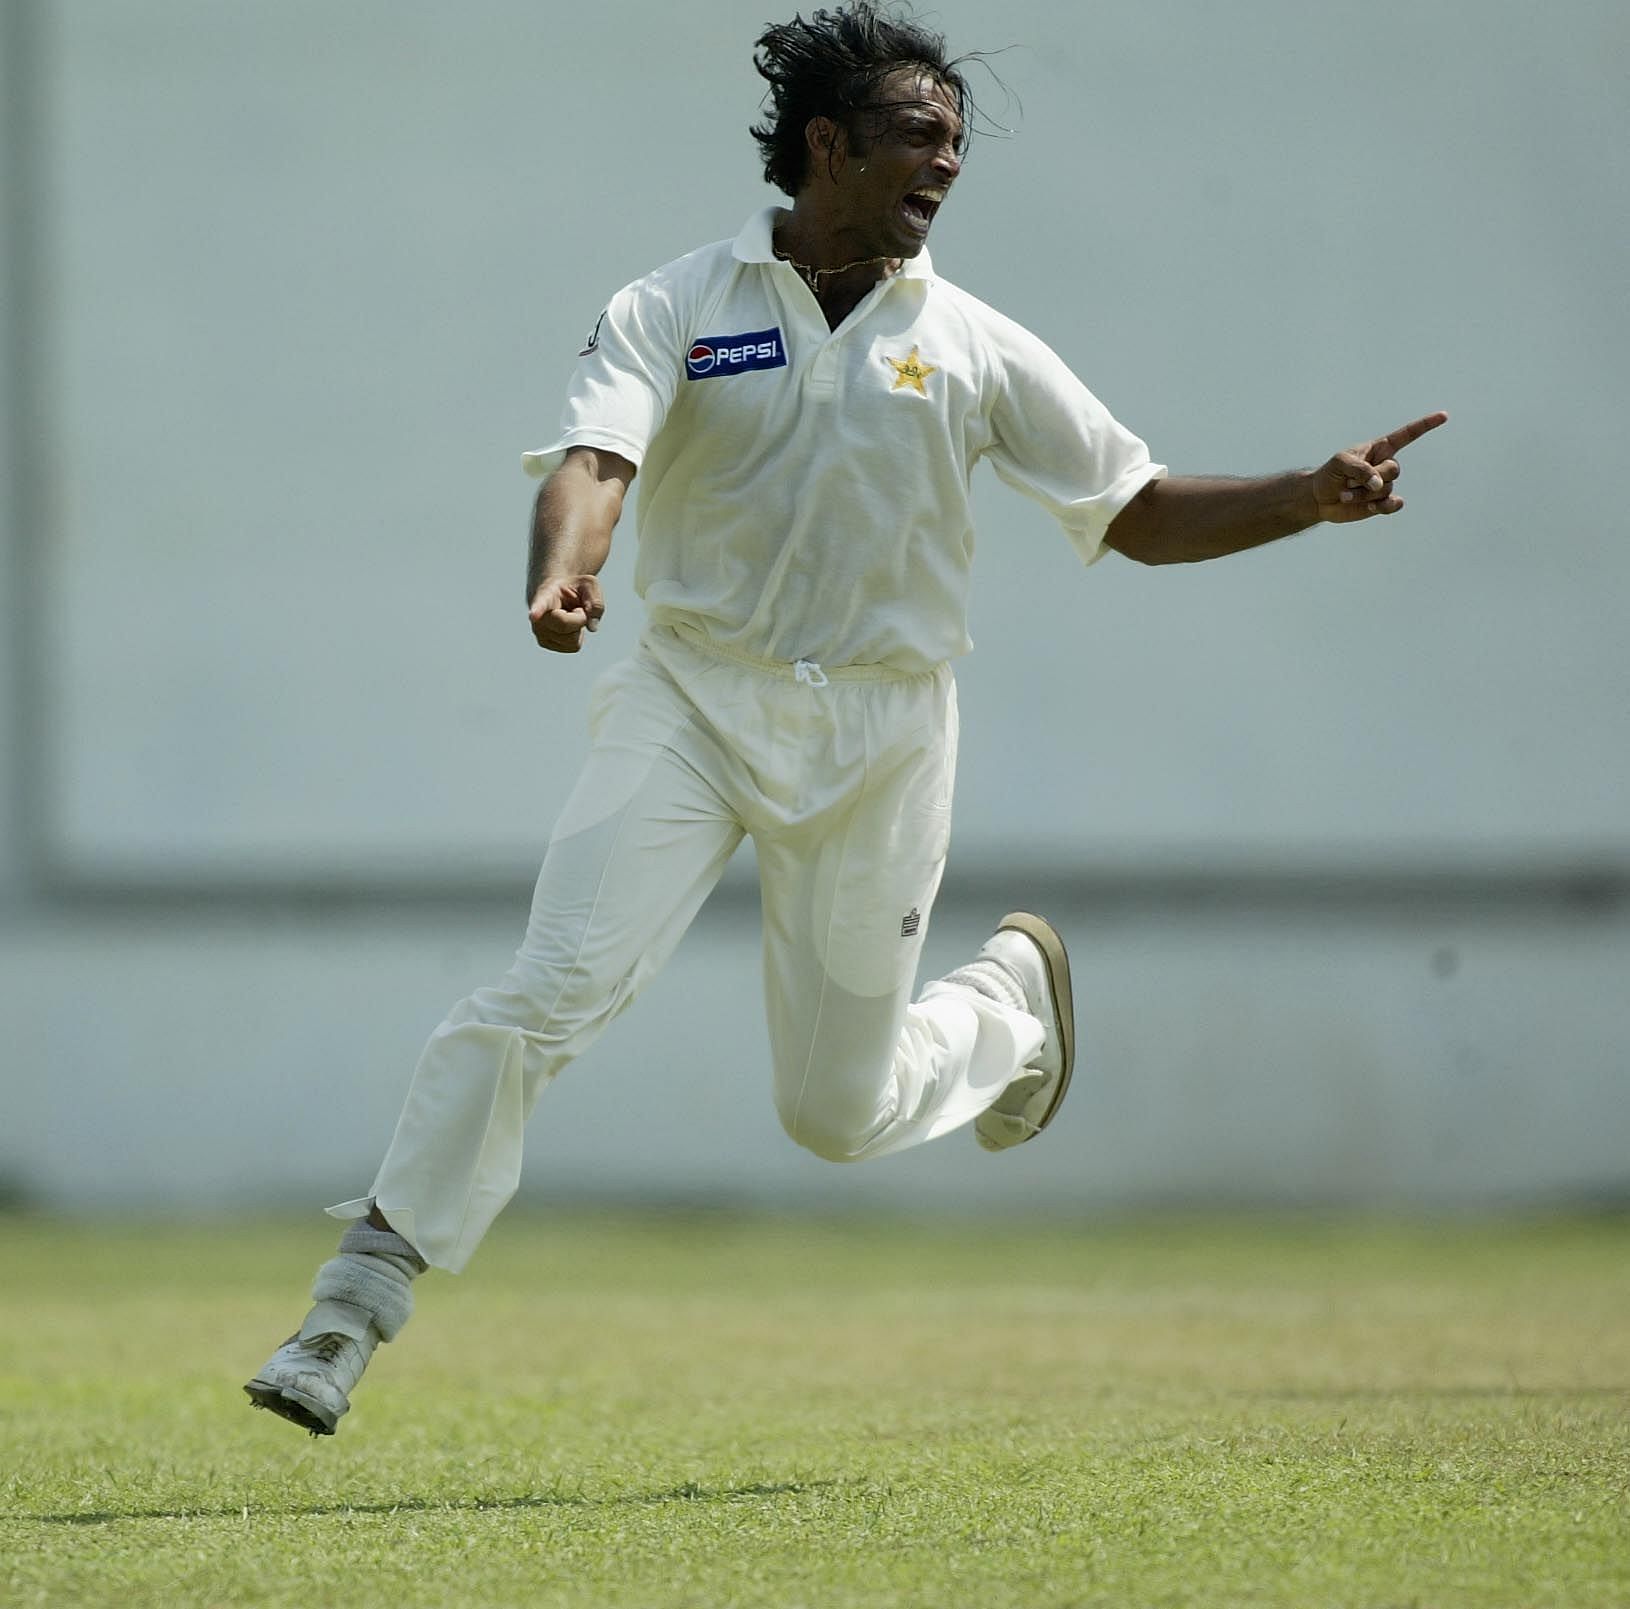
[886,345,937,396]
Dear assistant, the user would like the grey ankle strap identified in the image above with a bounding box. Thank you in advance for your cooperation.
[310,1254,414,1341]
[338,1220,426,1272]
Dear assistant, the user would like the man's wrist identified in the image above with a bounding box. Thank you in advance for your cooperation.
[1286,468,1321,532]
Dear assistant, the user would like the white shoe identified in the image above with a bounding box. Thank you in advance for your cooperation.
[245,1328,378,1436]
[969,911,1076,1153]
[244,1239,415,1436]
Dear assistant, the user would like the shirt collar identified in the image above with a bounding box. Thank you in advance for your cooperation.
[732,206,935,282]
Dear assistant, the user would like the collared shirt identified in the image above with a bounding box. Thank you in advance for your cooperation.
[523,207,1165,672]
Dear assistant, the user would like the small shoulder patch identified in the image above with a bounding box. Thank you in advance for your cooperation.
[578,310,607,357]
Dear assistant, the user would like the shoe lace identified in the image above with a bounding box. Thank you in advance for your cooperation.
[303,1333,353,1363]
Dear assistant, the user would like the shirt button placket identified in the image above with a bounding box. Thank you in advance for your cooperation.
[807,340,839,402]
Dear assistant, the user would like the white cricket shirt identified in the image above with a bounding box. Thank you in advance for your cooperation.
[524,207,1165,673]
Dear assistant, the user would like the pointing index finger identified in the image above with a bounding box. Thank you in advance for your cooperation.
[1376,410,1449,458]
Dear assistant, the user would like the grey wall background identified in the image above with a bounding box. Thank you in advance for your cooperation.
[2,0,1626,1217]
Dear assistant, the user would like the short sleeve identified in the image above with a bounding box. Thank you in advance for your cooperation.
[983,319,1166,565]
[521,276,686,479]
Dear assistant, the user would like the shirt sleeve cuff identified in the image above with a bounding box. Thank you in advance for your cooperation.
[1071,461,1168,566]
[521,429,649,479]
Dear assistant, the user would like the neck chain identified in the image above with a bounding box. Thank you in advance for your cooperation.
[773,247,901,296]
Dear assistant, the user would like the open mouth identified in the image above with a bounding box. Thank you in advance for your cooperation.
[900,187,946,232]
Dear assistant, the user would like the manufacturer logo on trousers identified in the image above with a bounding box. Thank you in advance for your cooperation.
[900,908,921,938]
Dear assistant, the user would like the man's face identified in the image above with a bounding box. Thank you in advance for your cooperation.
[821,68,965,258]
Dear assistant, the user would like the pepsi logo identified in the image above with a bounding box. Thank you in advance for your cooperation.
[683,326,787,382]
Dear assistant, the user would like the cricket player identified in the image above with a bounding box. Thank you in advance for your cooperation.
[247,2,1445,1436]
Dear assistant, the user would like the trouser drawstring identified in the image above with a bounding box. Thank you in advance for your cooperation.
[793,659,829,688]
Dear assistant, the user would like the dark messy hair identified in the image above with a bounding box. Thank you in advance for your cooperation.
[750,3,976,196]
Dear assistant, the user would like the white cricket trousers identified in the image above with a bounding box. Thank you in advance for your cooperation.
[330,624,1043,1271]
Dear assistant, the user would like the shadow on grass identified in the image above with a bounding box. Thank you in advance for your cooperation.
[24,1478,840,1528]
[1239,1385,1630,1401]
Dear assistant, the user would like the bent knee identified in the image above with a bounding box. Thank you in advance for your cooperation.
[774,1080,891,1164]
[784,1120,870,1164]
[448,968,615,1040]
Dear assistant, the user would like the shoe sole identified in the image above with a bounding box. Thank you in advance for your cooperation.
[244,1378,341,1437]
[998,910,1075,1140]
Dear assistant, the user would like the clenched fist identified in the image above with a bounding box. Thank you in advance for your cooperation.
[528,574,605,653]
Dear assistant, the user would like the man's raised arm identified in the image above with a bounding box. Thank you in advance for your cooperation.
[1106,412,1448,566]
[525,446,637,653]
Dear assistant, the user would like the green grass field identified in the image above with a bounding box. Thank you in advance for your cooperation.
[2,1212,1627,1607]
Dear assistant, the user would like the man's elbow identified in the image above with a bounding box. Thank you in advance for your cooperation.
[1105,529,1166,565]
[1105,481,1168,565]
[554,445,637,496]
[542,447,636,527]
